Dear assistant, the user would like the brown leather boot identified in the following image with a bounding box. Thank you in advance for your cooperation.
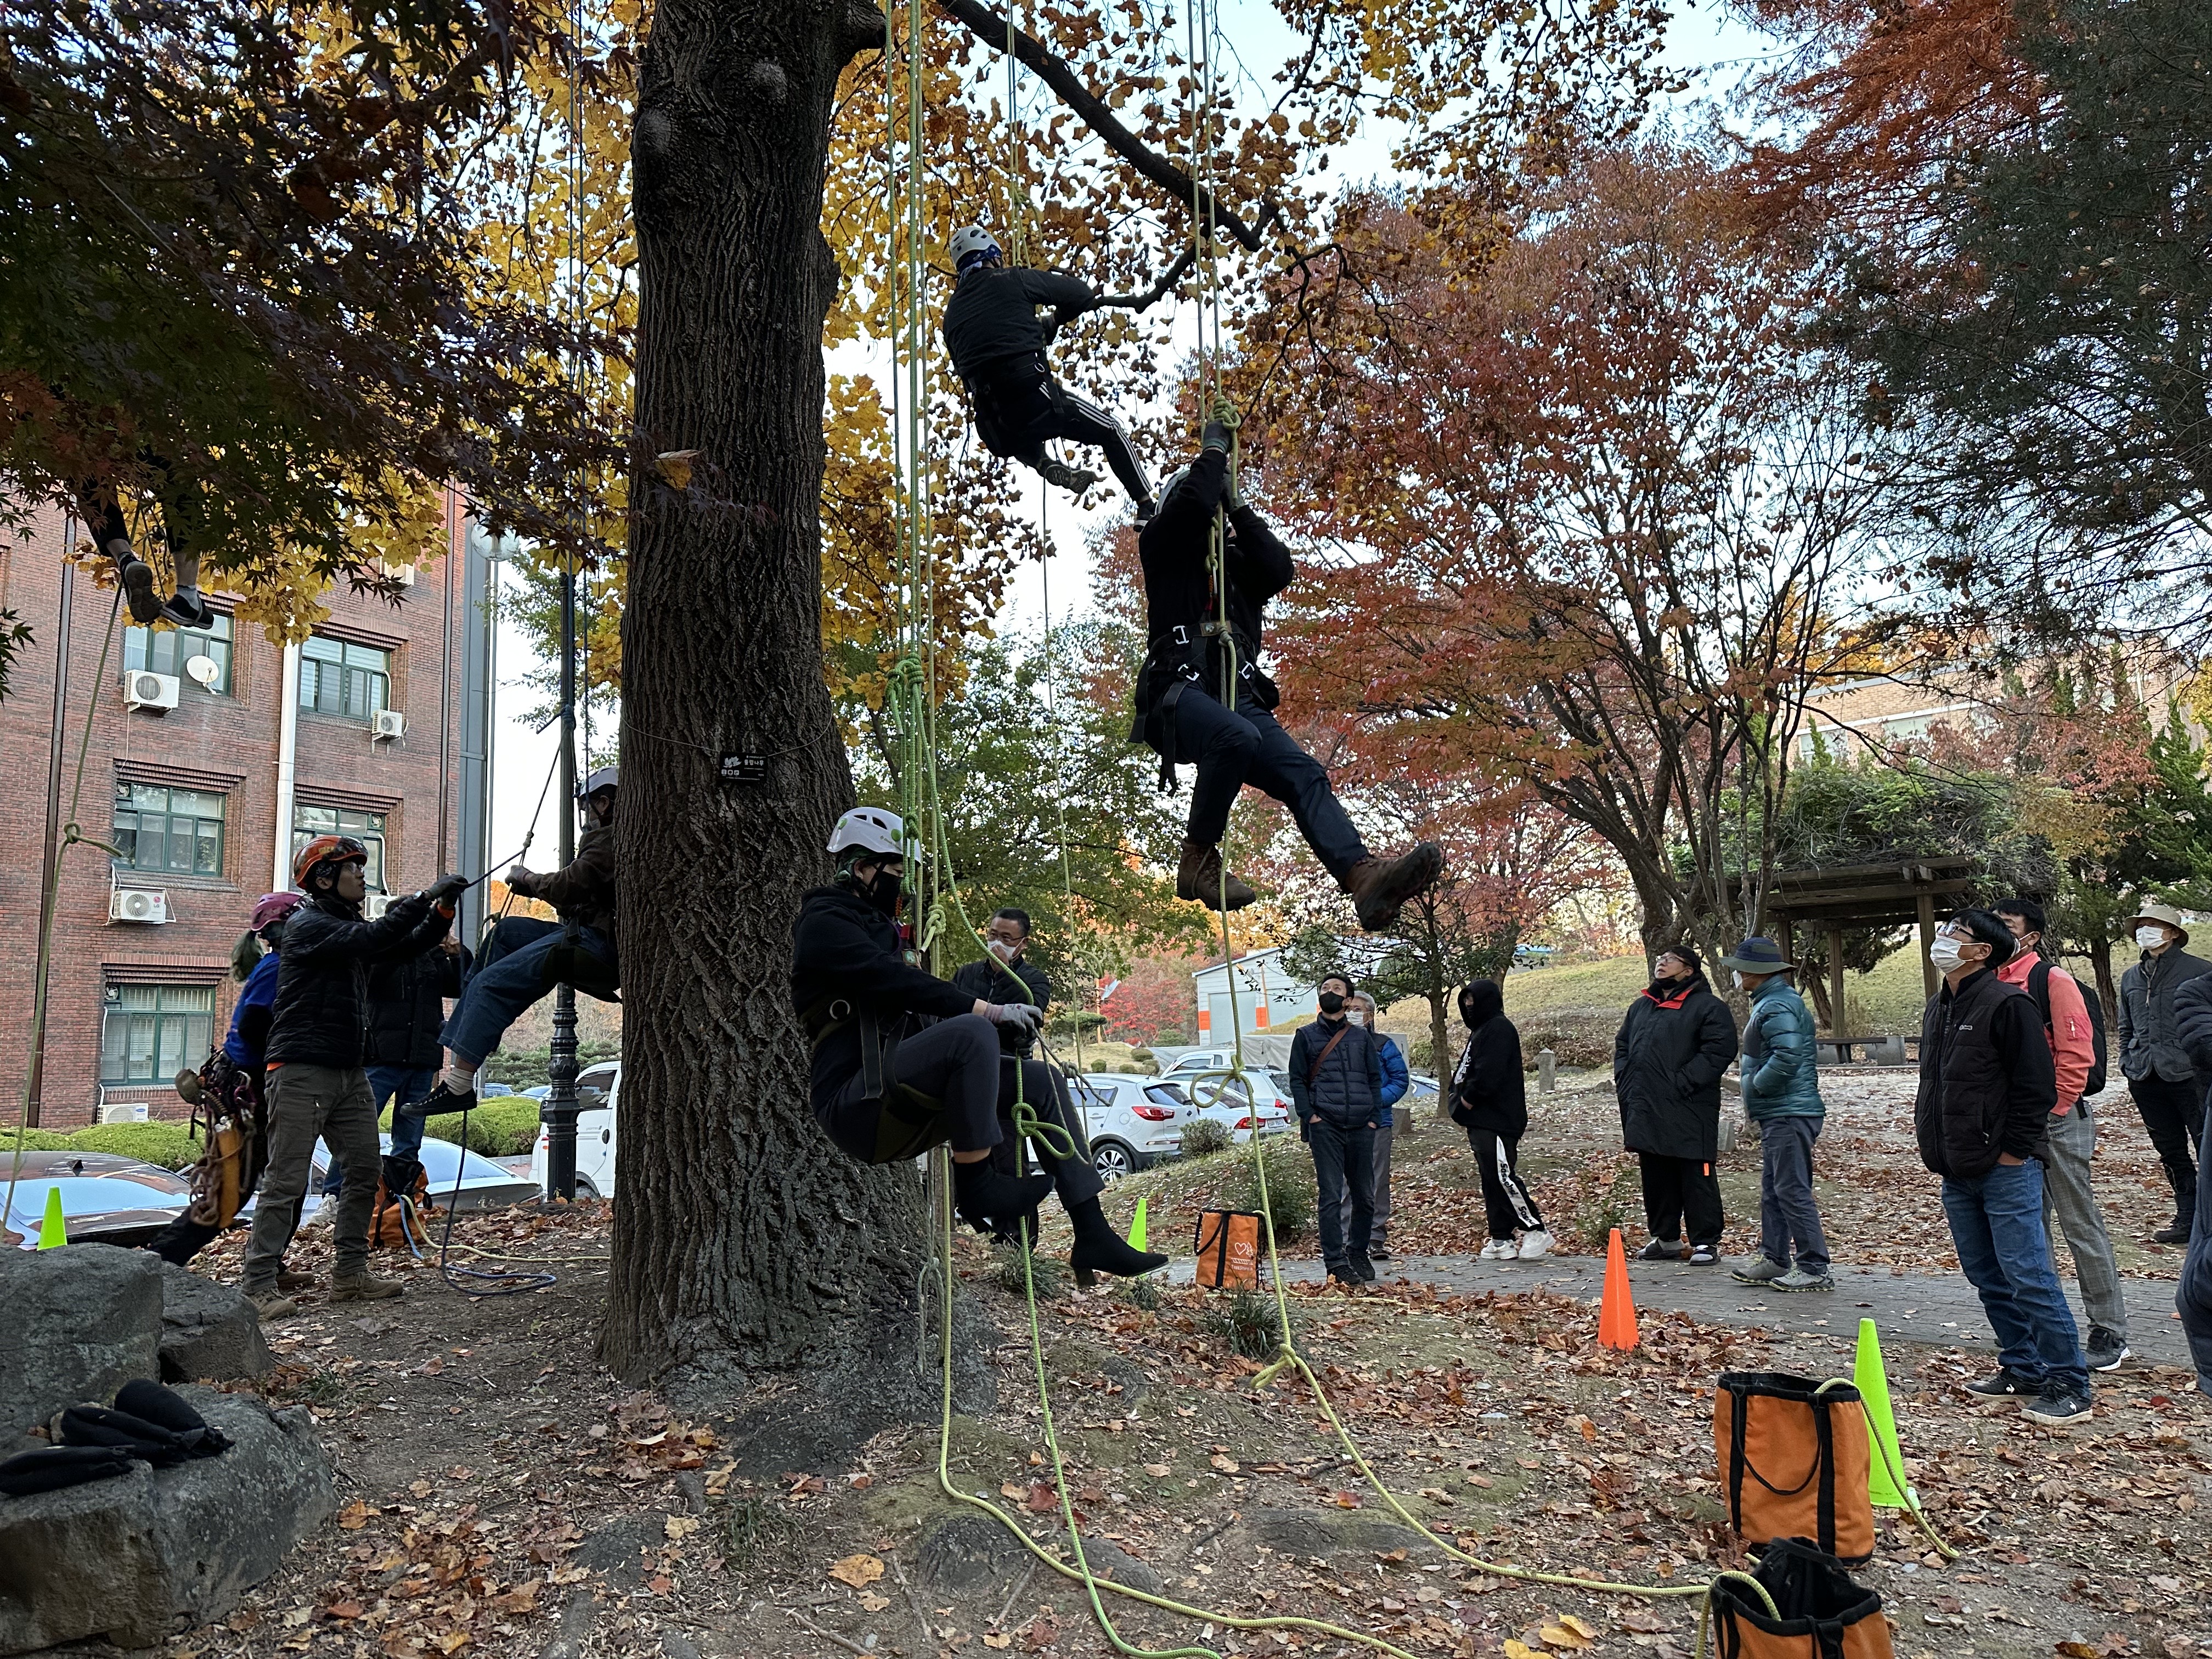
[1176,838,1256,911]
[1343,843,1444,931]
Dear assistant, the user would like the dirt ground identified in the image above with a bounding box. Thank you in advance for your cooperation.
[74,1150,2212,1659]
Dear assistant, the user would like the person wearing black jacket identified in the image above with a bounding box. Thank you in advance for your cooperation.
[950,909,1051,1057]
[1451,979,1551,1260]
[791,808,1165,1278]
[1916,910,2089,1424]
[1129,418,1442,930]
[1285,979,1386,1285]
[2173,973,2212,1394]
[941,226,1153,514]
[240,837,462,1320]
[409,768,620,1120]
[1613,944,1739,1264]
[340,935,471,1197]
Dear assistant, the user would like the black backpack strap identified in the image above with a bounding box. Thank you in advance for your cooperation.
[2029,959,2053,1030]
[1726,1380,1750,1530]
[1813,1395,1838,1555]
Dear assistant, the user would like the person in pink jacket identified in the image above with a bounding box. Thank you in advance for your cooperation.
[1995,899,2128,1371]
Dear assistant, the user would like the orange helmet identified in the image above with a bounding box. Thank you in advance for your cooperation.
[292,834,368,889]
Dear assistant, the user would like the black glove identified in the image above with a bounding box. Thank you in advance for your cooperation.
[426,873,469,905]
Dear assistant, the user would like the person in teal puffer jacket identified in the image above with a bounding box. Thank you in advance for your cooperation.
[1722,936,1833,1291]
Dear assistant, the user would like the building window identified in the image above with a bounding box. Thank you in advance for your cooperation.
[112,783,225,876]
[292,804,387,892]
[100,985,215,1085]
[124,613,234,692]
[300,636,390,721]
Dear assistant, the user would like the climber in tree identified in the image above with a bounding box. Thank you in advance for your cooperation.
[941,224,1155,518]
[78,466,215,629]
[791,807,1166,1278]
[1130,408,1444,929]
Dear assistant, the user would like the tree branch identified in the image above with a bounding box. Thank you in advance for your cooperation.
[932,0,1278,252]
[1090,245,1197,312]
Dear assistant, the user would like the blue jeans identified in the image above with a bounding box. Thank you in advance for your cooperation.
[1758,1115,1830,1273]
[441,918,613,1065]
[321,1065,437,1193]
[1940,1160,2089,1399]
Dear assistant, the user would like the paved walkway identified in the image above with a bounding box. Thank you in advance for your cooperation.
[1166,1250,2198,1369]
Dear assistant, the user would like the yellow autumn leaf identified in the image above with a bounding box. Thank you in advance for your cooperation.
[1560,1615,1599,1639]
[1503,1641,1543,1659]
[1543,1623,1594,1650]
[827,1554,884,1589]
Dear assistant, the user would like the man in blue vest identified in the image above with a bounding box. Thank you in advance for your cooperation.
[1286,973,1385,1287]
[1916,909,2088,1425]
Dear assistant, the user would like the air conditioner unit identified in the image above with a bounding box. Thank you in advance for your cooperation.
[372,708,407,742]
[123,670,180,713]
[98,1101,150,1124]
[363,893,394,919]
[109,887,172,924]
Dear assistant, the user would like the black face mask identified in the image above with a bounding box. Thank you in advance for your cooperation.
[1317,990,1345,1016]
[861,869,903,918]
[261,921,288,950]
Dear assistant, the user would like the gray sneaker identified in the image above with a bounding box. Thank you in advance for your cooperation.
[1773,1267,1834,1293]
[1730,1255,1787,1286]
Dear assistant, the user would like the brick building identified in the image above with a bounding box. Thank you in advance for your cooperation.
[1,500,497,1129]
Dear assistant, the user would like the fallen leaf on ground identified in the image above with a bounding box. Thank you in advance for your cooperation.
[828,1554,884,1589]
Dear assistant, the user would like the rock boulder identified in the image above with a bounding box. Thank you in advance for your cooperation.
[160,1261,273,1382]
[0,1244,163,1449]
[0,1386,336,1654]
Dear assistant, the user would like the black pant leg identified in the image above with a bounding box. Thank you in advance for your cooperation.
[140,1217,223,1267]
[815,1015,1005,1164]
[1681,1157,1724,1248]
[1306,1119,1350,1265]
[1639,1152,1682,1240]
[2133,1075,2203,1217]
[1234,697,1369,878]
[1170,686,1261,847]
[1002,1059,1105,1206]
[1341,1126,1376,1257]
[1040,385,1153,504]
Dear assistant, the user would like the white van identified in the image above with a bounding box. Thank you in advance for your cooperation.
[528,1060,619,1197]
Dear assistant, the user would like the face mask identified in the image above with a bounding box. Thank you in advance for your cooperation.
[1346,1009,1366,1026]
[863,870,903,918]
[1730,970,1745,991]
[1317,990,1345,1016]
[1928,935,1966,972]
[986,939,1017,962]
[2136,926,2169,950]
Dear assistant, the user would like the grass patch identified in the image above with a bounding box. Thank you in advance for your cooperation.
[719,1493,801,1577]
[1122,1275,1164,1312]
[993,1246,1067,1299]
[1203,1287,1299,1360]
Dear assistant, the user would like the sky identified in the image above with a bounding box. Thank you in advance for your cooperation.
[486,2,1778,862]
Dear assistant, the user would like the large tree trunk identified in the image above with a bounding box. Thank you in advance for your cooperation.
[601,0,912,1392]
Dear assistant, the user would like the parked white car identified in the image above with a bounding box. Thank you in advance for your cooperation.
[1071,1073,1189,1180]
[1177,1071,1295,1143]
[527,1060,619,1198]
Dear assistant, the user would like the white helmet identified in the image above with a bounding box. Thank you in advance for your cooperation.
[950,224,1001,272]
[578,765,619,798]
[828,806,906,860]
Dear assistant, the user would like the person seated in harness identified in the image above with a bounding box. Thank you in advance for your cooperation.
[1130,410,1443,929]
[791,807,1166,1277]
[406,766,620,1120]
[941,224,1155,518]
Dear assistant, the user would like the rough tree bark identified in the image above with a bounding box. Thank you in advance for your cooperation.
[601,0,916,1394]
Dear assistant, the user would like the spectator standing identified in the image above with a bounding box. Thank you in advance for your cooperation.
[1994,898,2129,1370]
[1721,937,1832,1293]
[1916,910,2090,1424]
[240,837,462,1321]
[1449,978,1550,1260]
[1614,944,1739,1264]
[2172,974,2212,1390]
[1347,994,1409,1260]
[950,909,1051,1053]
[1286,973,1385,1286]
[2115,900,2211,1244]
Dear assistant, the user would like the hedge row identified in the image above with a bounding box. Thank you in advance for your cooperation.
[10,1095,547,1171]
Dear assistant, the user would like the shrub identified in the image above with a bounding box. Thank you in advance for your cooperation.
[377,1094,544,1157]
[64,1121,203,1170]
[5,1130,80,1154]
[1122,1274,1164,1312]
[1214,1137,1315,1245]
[1204,1287,1297,1360]
[993,1247,1065,1299]
[1177,1118,1234,1158]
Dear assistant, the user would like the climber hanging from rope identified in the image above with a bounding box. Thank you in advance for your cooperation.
[78,466,215,628]
[791,806,1167,1278]
[941,225,1156,520]
[1131,409,1444,928]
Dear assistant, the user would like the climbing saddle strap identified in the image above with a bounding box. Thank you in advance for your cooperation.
[802,995,950,1165]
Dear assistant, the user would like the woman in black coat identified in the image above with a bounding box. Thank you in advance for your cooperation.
[1451,979,1551,1259]
[1613,944,1740,1263]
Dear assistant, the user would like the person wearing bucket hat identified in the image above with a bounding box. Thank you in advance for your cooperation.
[1613,943,1739,1264]
[1719,936,1832,1293]
[2115,899,2211,1243]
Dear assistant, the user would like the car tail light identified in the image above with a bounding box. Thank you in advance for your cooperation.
[1234,1116,1254,1130]
[1131,1104,1176,1121]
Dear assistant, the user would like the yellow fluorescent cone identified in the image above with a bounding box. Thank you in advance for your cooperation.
[1127,1195,1148,1252]
[1855,1317,1913,1508]
[37,1186,67,1250]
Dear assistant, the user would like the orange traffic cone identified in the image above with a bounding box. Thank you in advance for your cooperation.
[1598,1226,1639,1351]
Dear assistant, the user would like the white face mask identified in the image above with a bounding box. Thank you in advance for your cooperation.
[1730,970,1745,991]
[986,938,1018,962]
[1346,1009,1366,1025]
[2136,926,2170,950]
[1928,935,1966,972]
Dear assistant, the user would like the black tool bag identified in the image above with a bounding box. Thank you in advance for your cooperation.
[0,1444,138,1498]
[1707,1537,1894,1658]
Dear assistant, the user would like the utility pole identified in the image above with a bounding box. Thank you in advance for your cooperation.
[542,553,580,1200]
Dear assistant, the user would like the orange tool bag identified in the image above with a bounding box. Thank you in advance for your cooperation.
[1705,1537,1894,1659]
[1192,1210,1263,1290]
[368,1156,431,1250]
[1714,1373,1875,1565]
